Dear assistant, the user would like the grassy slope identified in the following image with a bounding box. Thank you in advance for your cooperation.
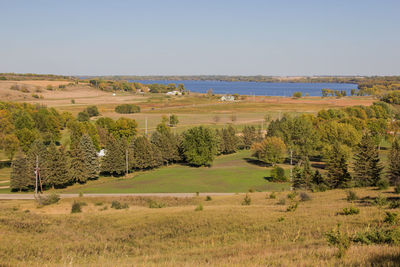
[61,150,289,193]
[0,188,399,265]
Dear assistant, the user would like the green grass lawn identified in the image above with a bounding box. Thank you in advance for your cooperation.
[61,150,290,193]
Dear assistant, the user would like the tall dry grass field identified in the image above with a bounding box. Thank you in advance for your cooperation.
[0,188,399,266]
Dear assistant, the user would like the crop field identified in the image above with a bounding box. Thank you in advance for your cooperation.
[59,150,290,194]
[0,188,399,266]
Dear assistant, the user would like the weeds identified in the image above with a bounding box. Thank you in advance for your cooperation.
[371,194,387,207]
[389,200,400,209]
[242,194,251,206]
[346,190,358,202]
[277,198,286,205]
[195,204,203,211]
[111,201,129,209]
[287,191,297,201]
[148,200,166,209]
[286,202,298,212]
[384,212,399,225]
[339,207,360,216]
[269,192,277,199]
[326,224,351,258]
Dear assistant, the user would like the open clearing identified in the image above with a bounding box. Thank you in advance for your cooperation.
[59,150,290,194]
[0,188,399,265]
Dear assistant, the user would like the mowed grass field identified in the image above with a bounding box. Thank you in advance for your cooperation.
[0,188,399,266]
[60,150,290,194]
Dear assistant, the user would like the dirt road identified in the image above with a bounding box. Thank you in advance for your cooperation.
[0,193,236,200]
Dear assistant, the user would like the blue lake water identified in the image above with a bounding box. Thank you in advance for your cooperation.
[131,80,358,97]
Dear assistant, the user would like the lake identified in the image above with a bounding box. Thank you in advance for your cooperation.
[131,80,358,97]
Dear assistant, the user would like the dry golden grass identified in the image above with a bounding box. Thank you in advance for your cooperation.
[0,188,399,266]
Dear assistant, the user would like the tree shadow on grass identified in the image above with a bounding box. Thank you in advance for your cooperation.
[244,157,270,167]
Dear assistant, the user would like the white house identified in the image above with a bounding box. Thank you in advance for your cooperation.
[220,95,235,101]
[166,91,182,96]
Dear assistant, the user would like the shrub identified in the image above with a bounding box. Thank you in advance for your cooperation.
[32,94,39,99]
[395,184,400,194]
[111,201,129,209]
[205,196,212,201]
[352,227,400,245]
[269,192,277,199]
[340,207,360,215]
[77,111,90,122]
[286,202,298,212]
[95,202,103,206]
[38,193,60,206]
[46,85,53,91]
[326,224,351,258]
[248,188,254,193]
[20,86,29,93]
[270,166,287,182]
[372,194,387,207]
[299,192,311,202]
[195,204,203,211]
[384,211,399,225]
[287,191,297,201]
[277,198,286,205]
[242,194,251,206]
[115,104,141,114]
[292,92,302,98]
[148,200,166,208]
[377,178,389,190]
[311,184,329,192]
[71,99,75,104]
[85,105,99,117]
[79,192,83,197]
[389,200,400,209]
[277,217,285,222]
[346,190,358,202]
[71,202,82,213]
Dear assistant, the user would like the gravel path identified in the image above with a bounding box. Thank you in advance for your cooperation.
[0,192,237,200]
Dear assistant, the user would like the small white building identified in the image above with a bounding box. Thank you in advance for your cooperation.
[220,95,235,101]
[166,91,182,96]
[97,149,106,157]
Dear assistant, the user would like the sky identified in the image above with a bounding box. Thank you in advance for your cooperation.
[1,0,399,76]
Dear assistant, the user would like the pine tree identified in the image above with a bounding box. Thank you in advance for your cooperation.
[150,124,180,165]
[242,125,257,149]
[388,138,400,185]
[219,126,239,154]
[130,136,162,169]
[44,143,71,188]
[80,135,99,180]
[101,135,125,175]
[353,133,383,187]
[326,144,352,188]
[10,153,34,191]
[292,159,313,190]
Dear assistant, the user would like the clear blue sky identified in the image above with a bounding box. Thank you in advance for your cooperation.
[1,0,399,76]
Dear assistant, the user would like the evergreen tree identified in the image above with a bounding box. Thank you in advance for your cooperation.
[150,124,180,165]
[70,134,99,182]
[10,153,33,191]
[130,136,162,169]
[26,139,48,192]
[312,170,326,186]
[388,138,400,185]
[218,126,239,154]
[353,133,383,186]
[242,125,257,149]
[292,159,313,190]
[44,143,71,188]
[101,135,125,175]
[326,144,352,188]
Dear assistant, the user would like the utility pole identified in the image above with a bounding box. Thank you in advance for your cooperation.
[125,149,129,176]
[35,155,38,196]
[145,117,148,136]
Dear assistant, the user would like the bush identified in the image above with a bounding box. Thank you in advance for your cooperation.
[205,196,212,201]
[384,212,399,225]
[277,198,286,205]
[148,200,166,208]
[38,193,60,206]
[242,194,251,206]
[352,227,400,245]
[389,200,400,209]
[32,94,39,99]
[292,92,302,98]
[85,105,99,117]
[195,204,203,211]
[248,188,254,193]
[71,202,82,213]
[95,202,103,206]
[269,192,277,199]
[115,104,141,114]
[270,166,287,182]
[346,190,358,202]
[326,224,351,258]
[287,191,297,201]
[299,192,311,202]
[77,111,90,122]
[377,178,389,190]
[286,202,298,212]
[71,99,75,104]
[372,194,387,207]
[46,85,53,91]
[395,184,400,194]
[340,206,360,215]
[111,200,129,209]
